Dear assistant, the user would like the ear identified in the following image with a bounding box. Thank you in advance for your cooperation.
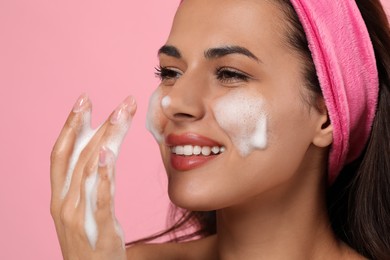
[312,99,333,148]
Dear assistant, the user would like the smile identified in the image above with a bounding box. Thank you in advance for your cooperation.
[171,145,225,156]
[166,133,226,171]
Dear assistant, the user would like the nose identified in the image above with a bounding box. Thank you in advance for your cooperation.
[161,73,206,123]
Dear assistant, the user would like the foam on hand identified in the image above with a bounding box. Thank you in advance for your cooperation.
[62,104,132,250]
[106,119,131,158]
[213,90,268,156]
[61,111,98,199]
[146,89,164,143]
[83,149,125,250]
[84,170,99,250]
[108,164,126,249]
[104,150,125,249]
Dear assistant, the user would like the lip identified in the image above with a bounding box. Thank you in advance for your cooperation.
[166,133,224,171]
[166,133,222,147]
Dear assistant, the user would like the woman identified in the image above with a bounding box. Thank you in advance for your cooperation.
[50,0,390,259]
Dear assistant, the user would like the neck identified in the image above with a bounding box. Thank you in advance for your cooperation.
[215,153,342,259]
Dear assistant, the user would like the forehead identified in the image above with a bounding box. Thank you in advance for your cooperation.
[168,0,286,51]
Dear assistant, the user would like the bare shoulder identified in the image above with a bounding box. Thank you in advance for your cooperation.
[126,235,218,260]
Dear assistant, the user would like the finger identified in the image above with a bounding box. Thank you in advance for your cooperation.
[62,123,107,208]
[95,147,115,223]
[50,94,91,205]
[76,147,116,251]
[76,147,99,216]
[95,147,125,249]
[58,95,100,202]
[65,96,136,208]
[78,153,99,250]
[102,95,137,157]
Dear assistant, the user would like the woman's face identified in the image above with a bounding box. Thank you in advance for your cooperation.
[147,0,326,210]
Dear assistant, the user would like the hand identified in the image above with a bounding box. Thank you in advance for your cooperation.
[50,94,136,260]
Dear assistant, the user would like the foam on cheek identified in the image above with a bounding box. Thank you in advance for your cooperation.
[61,111,98,199]
[145,89,164,143]
[213,90,268,156]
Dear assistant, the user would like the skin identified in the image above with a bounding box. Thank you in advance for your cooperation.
[51,95,135,260]
[51,0,365,259]
[156,0,328,222]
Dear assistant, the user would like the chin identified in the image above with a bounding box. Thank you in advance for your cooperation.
[167,182,225,212]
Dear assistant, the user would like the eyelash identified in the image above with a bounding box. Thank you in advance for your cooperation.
[155,66,181,81]
[216,67,250,84]
[154,66,251,84]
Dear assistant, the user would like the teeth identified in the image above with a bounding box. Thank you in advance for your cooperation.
[193,145,201,155]
[171,145,225,156]
[201,146,211,156]
[211,146,220,154]
[183,145,193,156]
[176,146,184,155]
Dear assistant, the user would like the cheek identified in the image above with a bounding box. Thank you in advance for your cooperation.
[145,88,165,143]
[213,90,268,156]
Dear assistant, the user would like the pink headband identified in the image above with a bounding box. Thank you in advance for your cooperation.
[289,0,379,183]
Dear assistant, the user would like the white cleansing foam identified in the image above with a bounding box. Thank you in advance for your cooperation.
[62,106,130,250]
[84,149,125,250]
[161,95,171,109]
[213,90,268,156]
[61,111,97,199]
[146,89,164,143]
[84,171,99,249]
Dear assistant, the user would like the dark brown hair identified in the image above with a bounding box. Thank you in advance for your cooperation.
[128,1,390,258]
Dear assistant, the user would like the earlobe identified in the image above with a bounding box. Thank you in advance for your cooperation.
[312,112,333,148]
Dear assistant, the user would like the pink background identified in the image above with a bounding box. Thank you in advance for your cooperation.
[0,0,389,259]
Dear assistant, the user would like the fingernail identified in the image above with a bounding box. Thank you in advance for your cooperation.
[110,96,136,124]
[72,93,88,113]
[122,96,136,115]
[99,146,114,167]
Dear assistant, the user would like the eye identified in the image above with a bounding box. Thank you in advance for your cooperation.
[155,66,182,84]
[216,67,251,84]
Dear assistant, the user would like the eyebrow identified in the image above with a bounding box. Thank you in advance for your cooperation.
[205,46,261,63]
[158,45,182,58]
[158,44,261,63]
